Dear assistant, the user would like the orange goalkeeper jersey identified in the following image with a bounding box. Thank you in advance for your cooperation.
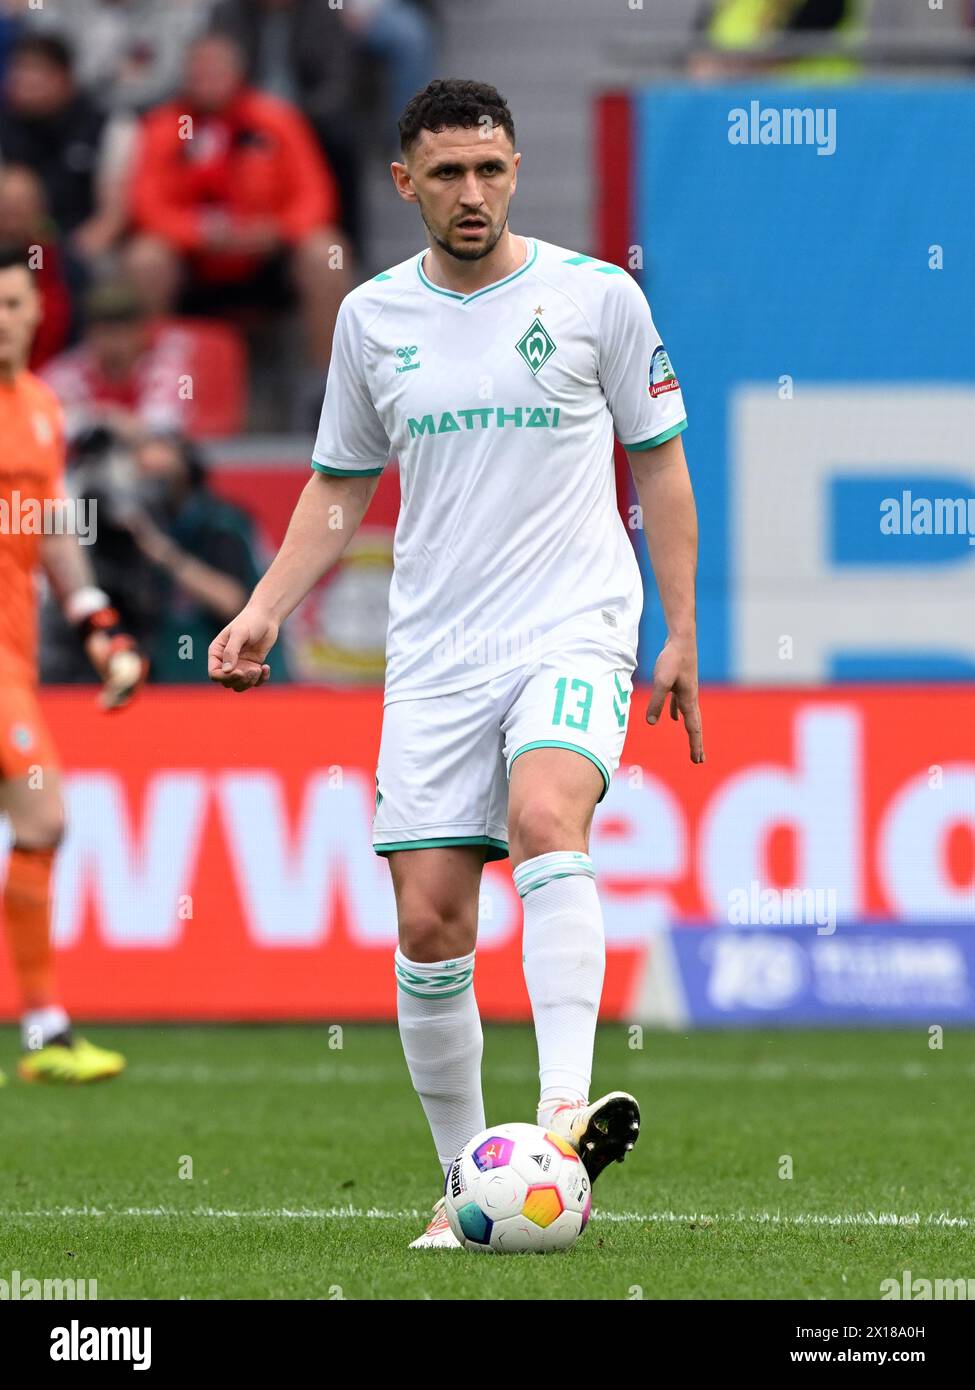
[0,370,66,685]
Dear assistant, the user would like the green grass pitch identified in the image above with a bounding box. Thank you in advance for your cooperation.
[1,1024,972,1300]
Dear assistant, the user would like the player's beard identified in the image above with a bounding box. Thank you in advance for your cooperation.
[422,206,508,263]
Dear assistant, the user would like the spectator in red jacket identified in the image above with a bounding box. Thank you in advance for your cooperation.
[126,32,349,376]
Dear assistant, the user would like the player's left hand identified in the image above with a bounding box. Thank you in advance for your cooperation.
[84,632,148,711]
[646,637,704,764]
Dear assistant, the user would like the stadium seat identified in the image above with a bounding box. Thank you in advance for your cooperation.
[170,318,247,438]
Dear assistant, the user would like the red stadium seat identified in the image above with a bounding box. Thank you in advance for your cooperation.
[170,318,247,438]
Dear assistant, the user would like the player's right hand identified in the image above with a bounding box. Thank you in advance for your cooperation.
[208,607,279,692]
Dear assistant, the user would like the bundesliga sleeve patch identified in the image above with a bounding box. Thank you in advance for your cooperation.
[648,345,680,397]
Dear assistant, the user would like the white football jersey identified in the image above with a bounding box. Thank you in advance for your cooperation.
[311,236,687,701]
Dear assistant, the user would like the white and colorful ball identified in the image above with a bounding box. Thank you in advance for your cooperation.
[444,1122,592,1253]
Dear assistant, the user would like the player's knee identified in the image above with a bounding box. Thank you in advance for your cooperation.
[397,904,476,964]
[509,796,581,864]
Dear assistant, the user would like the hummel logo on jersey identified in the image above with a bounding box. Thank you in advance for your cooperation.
[613,672,631,729]
[515,318,557,376]
[395,345,421,373]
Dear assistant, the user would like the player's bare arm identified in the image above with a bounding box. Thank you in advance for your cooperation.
[627,433,704,764]
[208,469,379,691]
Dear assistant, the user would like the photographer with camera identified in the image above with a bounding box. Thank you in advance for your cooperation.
[40,427,277,685]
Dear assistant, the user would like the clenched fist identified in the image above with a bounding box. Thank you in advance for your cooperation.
[208,606,279,693]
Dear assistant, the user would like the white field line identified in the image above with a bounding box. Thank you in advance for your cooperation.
[126,1061,975,1085]
[0,1205,971,1229]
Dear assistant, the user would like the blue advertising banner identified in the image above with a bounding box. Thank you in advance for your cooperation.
[667,924,975,1027]
[629,85,975,683]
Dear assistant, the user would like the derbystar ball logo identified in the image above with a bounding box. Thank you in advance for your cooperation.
[649,345,679,398]
[449,1160,464,1198]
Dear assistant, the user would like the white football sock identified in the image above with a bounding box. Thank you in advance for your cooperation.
[514,852,605,1123]
[395,948,485,1176]
[21,1004,71,1052]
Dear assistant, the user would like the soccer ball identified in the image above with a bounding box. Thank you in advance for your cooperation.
[444,1122,592,1253]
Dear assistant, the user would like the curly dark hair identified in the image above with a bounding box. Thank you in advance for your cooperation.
[398,78,516,155]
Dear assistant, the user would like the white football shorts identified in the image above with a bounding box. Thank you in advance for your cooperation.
[373,633,636,861]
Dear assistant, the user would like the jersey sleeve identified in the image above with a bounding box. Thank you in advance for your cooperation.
[33,381,68,503]
[311,298,390,477]
[597,271,688,452]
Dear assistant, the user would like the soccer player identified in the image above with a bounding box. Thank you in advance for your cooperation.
[0,245,144,1085]
[209,80,703,1246]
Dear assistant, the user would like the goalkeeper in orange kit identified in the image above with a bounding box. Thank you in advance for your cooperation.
[0,246,146,1085]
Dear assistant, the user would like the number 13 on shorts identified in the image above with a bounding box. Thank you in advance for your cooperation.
[552,676,593,730]
[505,652,636,803]
[551,671,630,734]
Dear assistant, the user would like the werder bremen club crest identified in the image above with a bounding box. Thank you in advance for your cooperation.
[515,318,557,376]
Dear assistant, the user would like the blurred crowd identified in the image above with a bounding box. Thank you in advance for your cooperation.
[0,0,440,435]
[37,424,285,686]
[0,0,438,685]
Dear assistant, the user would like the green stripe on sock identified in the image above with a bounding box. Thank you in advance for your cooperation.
[517,870,594,898]
[394,956,475,999]
[513,852,596,899]
[395,979,474,1000]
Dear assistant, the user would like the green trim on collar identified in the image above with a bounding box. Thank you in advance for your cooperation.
[415,239,537,305]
